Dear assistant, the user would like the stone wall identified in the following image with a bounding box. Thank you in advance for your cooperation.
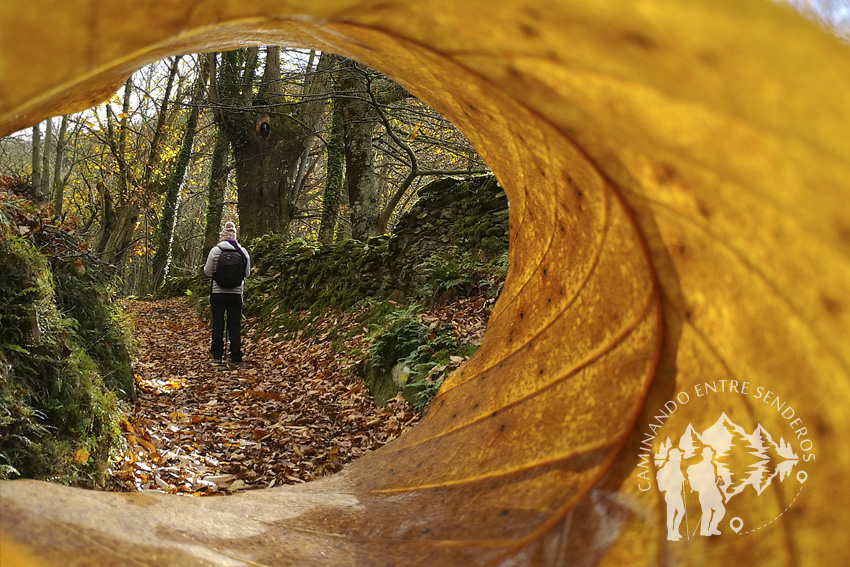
[165,175,510,406]
[246,175,509,313]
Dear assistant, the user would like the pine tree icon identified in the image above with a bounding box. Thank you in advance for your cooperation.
[684,416,801,503]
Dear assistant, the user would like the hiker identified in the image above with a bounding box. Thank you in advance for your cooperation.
[203,221,250,365]
[657,447,687,541]
[687,446,725,536]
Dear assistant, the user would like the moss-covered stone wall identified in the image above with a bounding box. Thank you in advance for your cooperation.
[246,175,509,317]
[0,190,132,483]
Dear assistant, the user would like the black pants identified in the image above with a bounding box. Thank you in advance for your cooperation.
[210,293,243,362]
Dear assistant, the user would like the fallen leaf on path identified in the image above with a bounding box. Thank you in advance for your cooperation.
[71,450,89,465]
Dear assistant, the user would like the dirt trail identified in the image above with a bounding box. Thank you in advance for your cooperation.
[109,298,418,494]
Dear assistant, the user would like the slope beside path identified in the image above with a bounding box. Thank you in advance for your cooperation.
[109,298,419,494]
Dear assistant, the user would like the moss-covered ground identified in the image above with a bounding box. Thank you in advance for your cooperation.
[0,188,132,484]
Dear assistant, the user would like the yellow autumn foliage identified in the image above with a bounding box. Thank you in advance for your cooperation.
[1,0,849,566]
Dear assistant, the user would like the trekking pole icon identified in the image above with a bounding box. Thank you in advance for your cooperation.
[683,479,690,540]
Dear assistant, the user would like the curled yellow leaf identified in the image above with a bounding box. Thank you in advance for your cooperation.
[1,1,849,566]
[71,449,90,465]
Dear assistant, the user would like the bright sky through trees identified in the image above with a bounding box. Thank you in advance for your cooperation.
[779,0,850,38]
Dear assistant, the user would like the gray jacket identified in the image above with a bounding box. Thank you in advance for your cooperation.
[203,241,251,295]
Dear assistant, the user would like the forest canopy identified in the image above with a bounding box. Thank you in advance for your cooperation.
[0,49,489,295]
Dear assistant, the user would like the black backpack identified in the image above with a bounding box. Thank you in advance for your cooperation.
[212,244,247,288]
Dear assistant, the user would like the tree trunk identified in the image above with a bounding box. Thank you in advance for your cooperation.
[30,124,42,198]
[338,59,381,240]
[292,52,334,222]
[101,205,140,265]
[152,64,207,289]
[231,116,304,241]
[219,47,294,241]
[141,57,181,192]
[40,117,53,197]
[95,181,113,255]
[95,179,139,266]
[203,127,231,255]
[51,115,69,219]
[98,77,136,263]
[319,99,344,244]
[115,78,132,195]
[219,47,332,242]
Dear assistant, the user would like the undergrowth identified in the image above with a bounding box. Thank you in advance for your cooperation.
[158,175,509,411]
[0,189,129,484]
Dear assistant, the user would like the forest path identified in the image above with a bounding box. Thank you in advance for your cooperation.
[108,298,417,495]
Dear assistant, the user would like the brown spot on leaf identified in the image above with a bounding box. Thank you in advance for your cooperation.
[621,30,655,50]
[821,293,842,315]
[836,222,850,246]
[655,162,680,186]
[698,50,720,67]
[519,23,540,38]
[523,6,543,20]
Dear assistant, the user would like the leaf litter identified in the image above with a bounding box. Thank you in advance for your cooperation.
[107,298,422,495]
[107,296,491,496]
